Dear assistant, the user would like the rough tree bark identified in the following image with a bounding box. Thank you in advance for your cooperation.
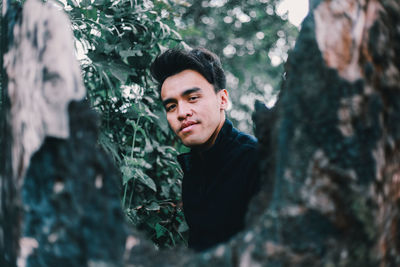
[1,0,399,266]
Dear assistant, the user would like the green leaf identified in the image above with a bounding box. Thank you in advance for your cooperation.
[80,0,91,7]
[110,67,129,83]
[121,166,133,185]
[161,184,170,198]
[136,170,157,192]
[154,109,170,134]
[145,215,162,228]
[83,8,98,20]
[93,0,108,7]
[155,223,166,238]
[98,132,121,162]
[144,137,153,153]
[145,202,160,211]
[66,0,78,7]
[119,49,143,58]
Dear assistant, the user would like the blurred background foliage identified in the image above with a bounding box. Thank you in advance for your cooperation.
[176,0,298,132]
[54,0,299,249]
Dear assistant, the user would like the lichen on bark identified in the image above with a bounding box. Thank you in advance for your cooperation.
[3,0,85,183]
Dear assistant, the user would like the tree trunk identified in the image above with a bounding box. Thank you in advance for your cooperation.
[1,1,21,266]
[1,0,399,266]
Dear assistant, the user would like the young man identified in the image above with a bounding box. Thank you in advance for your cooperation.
[151,48,260,251]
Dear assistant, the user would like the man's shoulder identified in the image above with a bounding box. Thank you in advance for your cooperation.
[231,127,258,151]
[225,127,259,165]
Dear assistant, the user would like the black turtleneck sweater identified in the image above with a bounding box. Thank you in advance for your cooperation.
[177,119,260,251]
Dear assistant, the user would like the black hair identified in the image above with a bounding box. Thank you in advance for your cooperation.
[150,47,226,93]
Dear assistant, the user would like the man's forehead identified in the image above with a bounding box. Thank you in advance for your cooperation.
[161,69,214,99]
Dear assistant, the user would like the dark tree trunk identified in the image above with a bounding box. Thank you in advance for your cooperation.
[1,0,399,266]
[1,1,21,266]
[249,0,400,265]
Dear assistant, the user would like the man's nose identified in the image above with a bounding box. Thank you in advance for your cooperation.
[177,103,192,121]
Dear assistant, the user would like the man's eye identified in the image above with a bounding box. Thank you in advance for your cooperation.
[189,96,198,101]
[166,104,176,112]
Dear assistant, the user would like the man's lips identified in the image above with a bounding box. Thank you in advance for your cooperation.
[180,121,198,133]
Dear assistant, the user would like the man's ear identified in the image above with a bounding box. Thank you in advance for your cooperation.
[219,89,229,110]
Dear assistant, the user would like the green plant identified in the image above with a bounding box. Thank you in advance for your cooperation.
[63,0,189,248]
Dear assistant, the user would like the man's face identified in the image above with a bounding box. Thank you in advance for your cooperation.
[161,69,228,149]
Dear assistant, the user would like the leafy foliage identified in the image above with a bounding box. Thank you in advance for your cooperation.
[62,0,189,248]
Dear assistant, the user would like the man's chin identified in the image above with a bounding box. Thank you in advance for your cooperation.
[182,140,199,147]
[181,137,203,148]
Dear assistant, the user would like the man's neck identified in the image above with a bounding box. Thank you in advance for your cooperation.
[192,114,226,154]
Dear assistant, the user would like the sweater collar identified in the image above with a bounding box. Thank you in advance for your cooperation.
[199,119,233,158]
[177,119,234,170]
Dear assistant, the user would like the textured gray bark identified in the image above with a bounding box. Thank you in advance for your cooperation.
[1,0,399,266]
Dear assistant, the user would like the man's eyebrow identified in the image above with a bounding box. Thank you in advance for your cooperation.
[162,87,202,107]
[181,87,201,97]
